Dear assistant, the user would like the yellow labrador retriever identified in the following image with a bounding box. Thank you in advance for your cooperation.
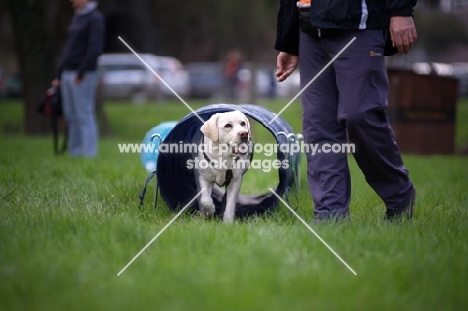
[197,111,252,223]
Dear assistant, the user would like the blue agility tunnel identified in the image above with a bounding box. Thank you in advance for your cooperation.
[143,103,302,219]
[140,121,178,173]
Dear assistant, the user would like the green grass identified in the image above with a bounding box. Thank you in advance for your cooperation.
[0,98,468,311]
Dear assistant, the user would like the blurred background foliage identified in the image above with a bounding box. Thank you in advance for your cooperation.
[0,0,280,133]
[1,0,280,65]
[415,11,468,57]
[0,0,468,134]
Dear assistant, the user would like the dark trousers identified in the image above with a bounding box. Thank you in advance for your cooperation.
[299,29,413,220]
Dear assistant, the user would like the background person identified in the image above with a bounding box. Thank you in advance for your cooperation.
[275,0,417,222]
[52,0,104,157]
[223,49,243,101]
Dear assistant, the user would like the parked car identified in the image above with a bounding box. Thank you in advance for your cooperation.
[97,53,161,102]
[0,67,22,99]
[185,62,224,99]
[238,65,301,99]
[254,68,277,98]
[186,62,301,100]
[97,53,190,102]
[275,70,300,98]
[5,72,22,98]
[153,56,190,99]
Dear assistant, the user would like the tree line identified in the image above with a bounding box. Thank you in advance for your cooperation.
[2,0,467,133]
[2,0,279,133]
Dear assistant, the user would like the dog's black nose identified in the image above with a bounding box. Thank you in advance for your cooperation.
[239,131,249,141]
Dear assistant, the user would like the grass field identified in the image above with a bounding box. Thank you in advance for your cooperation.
[1,98,468,311]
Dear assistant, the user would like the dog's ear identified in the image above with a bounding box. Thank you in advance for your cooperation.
[201,113,220,141]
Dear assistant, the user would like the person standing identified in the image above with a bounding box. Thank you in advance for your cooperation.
[52,0,104,157]
[224,49,243,101]
[275,0,417,222]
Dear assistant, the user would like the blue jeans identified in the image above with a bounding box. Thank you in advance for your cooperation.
[61,70,99,157]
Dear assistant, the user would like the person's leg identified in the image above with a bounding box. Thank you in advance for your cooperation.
[72,71,99,157]
[61,71,81,156]
[299,31,351,221]
[325,29,414,215]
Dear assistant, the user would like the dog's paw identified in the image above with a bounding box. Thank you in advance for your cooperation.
[222,213,235,224]
[199,205,216,218]
[199,197,216,217]
[195,210,214,219]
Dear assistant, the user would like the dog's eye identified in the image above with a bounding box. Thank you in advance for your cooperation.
[240,121,246,126]
[224,124,232,128]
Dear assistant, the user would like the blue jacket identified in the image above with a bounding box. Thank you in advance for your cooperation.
[275,0,417,56]
[58,2,104,79]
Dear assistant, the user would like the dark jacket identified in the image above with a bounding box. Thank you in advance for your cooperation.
[57,3,104,79]
[275,0,417,56]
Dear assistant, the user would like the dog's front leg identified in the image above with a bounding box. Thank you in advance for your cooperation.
[198,179,215,217]
[223,178,242,223]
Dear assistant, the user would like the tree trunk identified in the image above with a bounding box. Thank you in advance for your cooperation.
[7,0,56,134]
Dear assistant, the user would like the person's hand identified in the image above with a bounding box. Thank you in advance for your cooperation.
[276,52,299,82]
[51,79,60,87]
[389,16,417,54]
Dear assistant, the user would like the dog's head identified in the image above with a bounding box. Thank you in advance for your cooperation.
[201,111,251,154]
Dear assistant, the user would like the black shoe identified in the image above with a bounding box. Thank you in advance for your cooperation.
[385,187,416,221]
